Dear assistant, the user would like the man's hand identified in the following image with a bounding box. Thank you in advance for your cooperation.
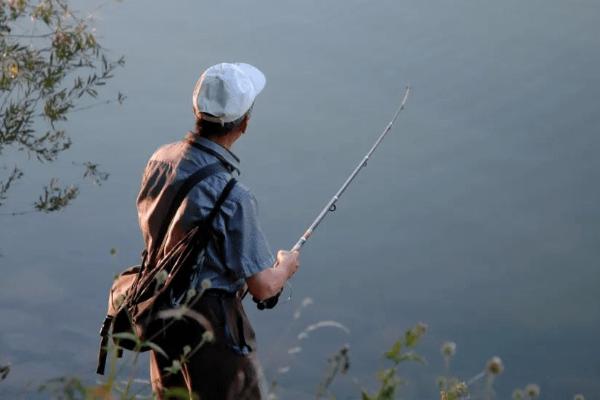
[246,250,300,301]
[275,250,300,277]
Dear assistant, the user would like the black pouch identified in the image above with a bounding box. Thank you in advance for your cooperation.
[223,296,256,355]
[197,294,254,355]
[189,291,256,355]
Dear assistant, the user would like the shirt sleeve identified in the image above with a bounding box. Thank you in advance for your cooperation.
[221,190,275,279]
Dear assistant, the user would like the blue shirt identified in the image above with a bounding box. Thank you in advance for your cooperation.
[136,133,275,293]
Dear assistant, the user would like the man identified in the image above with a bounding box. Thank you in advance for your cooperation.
[136,62,300,399]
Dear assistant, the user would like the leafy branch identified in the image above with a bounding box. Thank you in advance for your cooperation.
[0,0,125,214]
[361,322,428,400]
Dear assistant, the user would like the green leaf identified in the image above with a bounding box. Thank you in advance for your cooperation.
[384,340,402,362]
[0,0,124,213]
[404,322,427,348]
[143,340,168,359]
[164,360,182,375]
[112,332,140,345]
[0,364,10,381]
[397,351,426,364]
[163,387,192,399]
[361,391,374,400]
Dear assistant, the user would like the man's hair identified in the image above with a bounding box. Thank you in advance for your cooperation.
[195,106,252,138]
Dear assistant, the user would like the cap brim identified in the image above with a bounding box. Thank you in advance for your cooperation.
[236,63,266,94]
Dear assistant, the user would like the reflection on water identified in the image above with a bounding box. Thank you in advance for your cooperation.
[1,0,599,398]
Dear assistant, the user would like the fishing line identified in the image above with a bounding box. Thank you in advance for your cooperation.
[255,86,411,309]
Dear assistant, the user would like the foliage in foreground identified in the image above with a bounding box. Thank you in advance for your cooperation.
[0,267,587,400]
[1,0,124,214]
[0,321,585,400]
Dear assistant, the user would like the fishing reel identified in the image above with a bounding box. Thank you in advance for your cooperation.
[252,290,282,310]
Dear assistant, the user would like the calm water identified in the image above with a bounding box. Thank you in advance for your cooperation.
[1,0,599,398]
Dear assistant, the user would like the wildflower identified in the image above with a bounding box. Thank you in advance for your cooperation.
[405,322,428,347]
[277,366,290,374]
[437,376,447,389]
[451,382,468,397]
[174,306,187,320]
[185,288,197,303]
[441,341,457,358]
[202,330,214,343]
[6,60,19,79]
[155,270,168,286]
[165,360,181,374]
[302,320,350,337]
[294,297,315,320]
[109,247,117,256]
[415,322,428,335]
[573,395,585,400]
[53,31,71,46]
[287,346,302,355]
[525,383,540,398]
[0,58,19,79]
[201,278,212,290]
[486,356,504,376]
[512,389,524,400]
[301,297,314,307]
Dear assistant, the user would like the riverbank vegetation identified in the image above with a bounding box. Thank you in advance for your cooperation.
[2,317,585,400]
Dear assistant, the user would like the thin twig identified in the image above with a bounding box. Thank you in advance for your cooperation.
[4,33,54,38]
[0,210,35,216]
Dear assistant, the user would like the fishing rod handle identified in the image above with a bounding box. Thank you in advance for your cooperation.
[291,225,316,252]
[291,237,307,252]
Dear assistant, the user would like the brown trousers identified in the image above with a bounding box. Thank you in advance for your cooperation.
[149,293,264,400]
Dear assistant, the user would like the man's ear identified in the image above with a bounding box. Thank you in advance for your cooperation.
[240,114,250,134]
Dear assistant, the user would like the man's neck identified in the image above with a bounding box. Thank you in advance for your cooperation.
[206,131,240,150]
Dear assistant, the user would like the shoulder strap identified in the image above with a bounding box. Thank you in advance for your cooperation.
[150,162,228,265]
[205,177,237,228]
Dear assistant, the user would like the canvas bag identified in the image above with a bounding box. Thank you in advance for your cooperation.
[96,161,236,375]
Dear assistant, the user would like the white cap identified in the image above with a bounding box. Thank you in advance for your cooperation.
[192,62,266,124]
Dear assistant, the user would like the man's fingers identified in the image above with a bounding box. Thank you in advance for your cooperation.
[275,249,300,274]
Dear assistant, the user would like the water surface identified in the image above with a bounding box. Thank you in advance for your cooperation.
[1,0,599,398]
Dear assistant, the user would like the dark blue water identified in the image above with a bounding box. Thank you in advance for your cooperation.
[1,0,599,398]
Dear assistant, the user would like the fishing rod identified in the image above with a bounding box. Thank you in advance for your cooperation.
[255,86,411,310]
[291,85,411,252]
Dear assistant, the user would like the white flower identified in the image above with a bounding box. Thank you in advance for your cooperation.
[441,341,457,358]
[452,382,468,397]
[513,389,524,400]
[201,279,212,290]
[525,383,540,398]
[202,330,214,343]
[185,288,197,302]
[486,356,504,376]
[277,366,290,374]
[301,297,314,307]
[155,270,168,286]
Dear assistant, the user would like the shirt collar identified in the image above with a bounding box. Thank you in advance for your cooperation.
[185,132,241,174]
